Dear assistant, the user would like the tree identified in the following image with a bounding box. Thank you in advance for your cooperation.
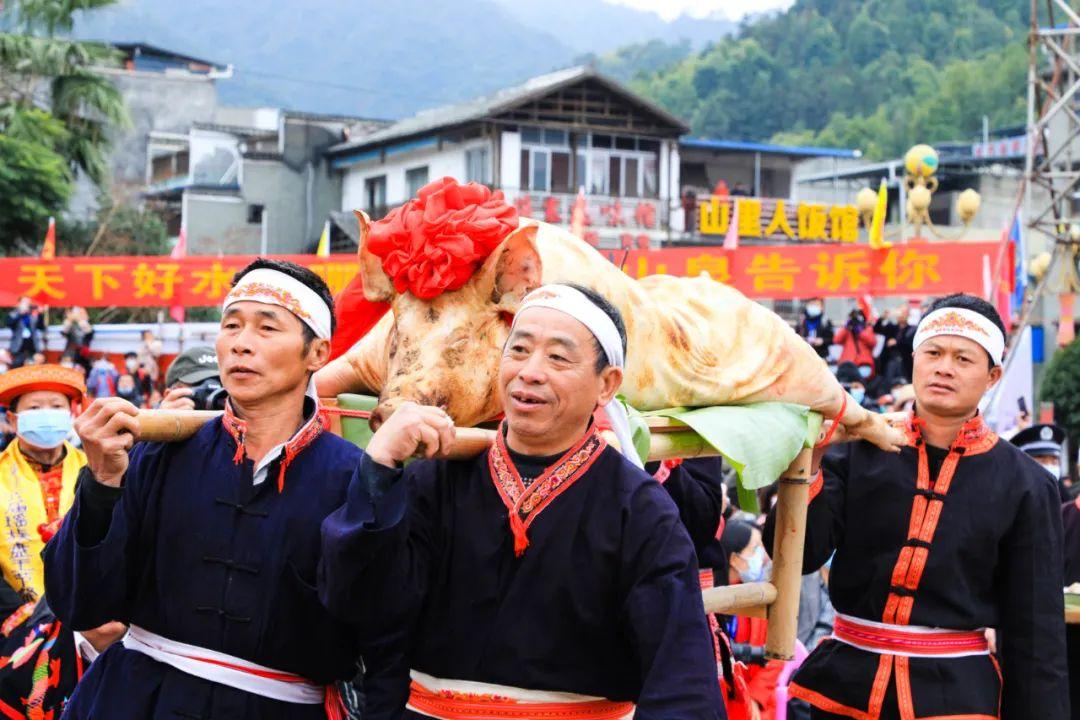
[0,0,128,251]
[1041,339,1080,444]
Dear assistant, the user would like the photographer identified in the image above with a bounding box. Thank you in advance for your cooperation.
[160,346,225,411]
[7,297,46,368]
[60,307,94,373]
[832,307,877,369]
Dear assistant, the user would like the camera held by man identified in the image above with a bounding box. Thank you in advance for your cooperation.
[159,347,227,411]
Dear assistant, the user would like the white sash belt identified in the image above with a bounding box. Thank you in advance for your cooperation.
[122,625,324,704]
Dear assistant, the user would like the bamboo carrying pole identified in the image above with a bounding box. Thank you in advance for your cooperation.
[764,449,814,660]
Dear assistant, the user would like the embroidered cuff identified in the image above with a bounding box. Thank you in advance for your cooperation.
[807,470,825,503]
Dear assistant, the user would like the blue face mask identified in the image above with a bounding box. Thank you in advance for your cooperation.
[17,408,73,449]
[858,365,872,380]
[738,545,770,583]
[851,388,866,404]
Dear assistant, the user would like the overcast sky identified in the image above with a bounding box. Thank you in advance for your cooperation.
[605,0,794,21]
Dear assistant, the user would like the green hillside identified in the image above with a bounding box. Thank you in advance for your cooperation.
[630,0,1030,158]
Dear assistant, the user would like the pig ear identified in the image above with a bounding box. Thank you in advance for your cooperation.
[355,210,395,301]
[475,225,542,310]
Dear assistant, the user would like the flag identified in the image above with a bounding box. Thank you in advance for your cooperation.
[570,187,587,240]
[857,294,877,324]
[316,219,331,258]
[723,198,739,250]
[41,217,56,260]
[980,325,1033,432]
[982,254,993,301]
[169,225,187,323]
[868,180,890,249]
[1009,211,1026,310]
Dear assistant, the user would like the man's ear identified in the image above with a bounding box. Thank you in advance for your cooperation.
[472,226,542,311]
[987,364,1004,389]
[597,366,624,406]
[306,337,332,372]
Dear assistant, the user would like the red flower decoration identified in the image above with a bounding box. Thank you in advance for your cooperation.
[367,178,519,299]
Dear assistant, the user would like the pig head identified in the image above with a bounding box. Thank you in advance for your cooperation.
[332,211,545,429]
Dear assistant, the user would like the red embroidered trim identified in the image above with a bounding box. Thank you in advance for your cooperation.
[833,616,988,655]
[407,680,634,719]
[225,282,313,320]
[488,424,606,557]
[220,401,325,493]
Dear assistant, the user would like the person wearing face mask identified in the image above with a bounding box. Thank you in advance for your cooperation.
[0,365,126,717]
[114,373,144,408]
[123,351,153,398]
[720,521,782,719]
[833,308,877,369]
[797,298,835,360]
[1011,424,1071,501]
[0,364,86,605]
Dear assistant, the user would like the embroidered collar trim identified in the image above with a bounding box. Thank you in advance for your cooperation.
[221,391,325,493]
[488,423,606,557]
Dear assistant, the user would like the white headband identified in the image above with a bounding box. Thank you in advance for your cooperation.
[913,307,1004,366]
[513,285,642,468]
[223,268,332,340]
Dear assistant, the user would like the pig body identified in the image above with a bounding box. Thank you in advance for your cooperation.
[316,216,902,450]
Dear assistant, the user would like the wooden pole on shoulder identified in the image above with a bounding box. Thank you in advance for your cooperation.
[764,447,813,661]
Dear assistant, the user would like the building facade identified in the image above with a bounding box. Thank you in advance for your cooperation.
[328,67,688,248]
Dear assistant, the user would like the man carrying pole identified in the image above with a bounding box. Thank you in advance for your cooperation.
[767,293,1068,719]
[320,283,724,719]
[44,259,364,718]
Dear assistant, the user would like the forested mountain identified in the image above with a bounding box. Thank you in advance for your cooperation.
[630,0,1029,157]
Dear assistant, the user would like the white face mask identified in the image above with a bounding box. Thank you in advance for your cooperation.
[1038,461,1063,479]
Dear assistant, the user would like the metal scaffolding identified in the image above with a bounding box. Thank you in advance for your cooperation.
[1024,0,1080,331]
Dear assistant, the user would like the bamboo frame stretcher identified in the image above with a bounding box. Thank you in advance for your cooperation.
[135,405,888,660]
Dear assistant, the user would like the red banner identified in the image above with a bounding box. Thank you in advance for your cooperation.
[601,240,1007,299]
[0,255,361,308]
[0,241,1005,307]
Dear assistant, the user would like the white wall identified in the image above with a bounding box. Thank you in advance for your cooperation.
[501,131,521,192]
[340,138,493,211]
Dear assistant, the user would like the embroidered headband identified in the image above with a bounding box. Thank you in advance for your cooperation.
[913,307,1005,366]
[512,284,643,468]
[223,268,332,340]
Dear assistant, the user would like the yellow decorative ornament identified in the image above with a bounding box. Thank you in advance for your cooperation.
[904,144,939,178]
[956,189,981,225]
[856,187,878,228]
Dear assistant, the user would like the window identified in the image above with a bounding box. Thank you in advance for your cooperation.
[590,154,608,195]
[592,134,612,149]
[364,175,386,211]
[465,147,490,184]
[521,127,543,144]
[625,157,639,197]
[543,129,567,146]
[520,150,530,190]
[531,151,549,192]
[608,156,622,197]
[247,204,264,224]
[615,136,636,151]
[643,155,658,198]
[406,166,429,197]
[551,152,571,193]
